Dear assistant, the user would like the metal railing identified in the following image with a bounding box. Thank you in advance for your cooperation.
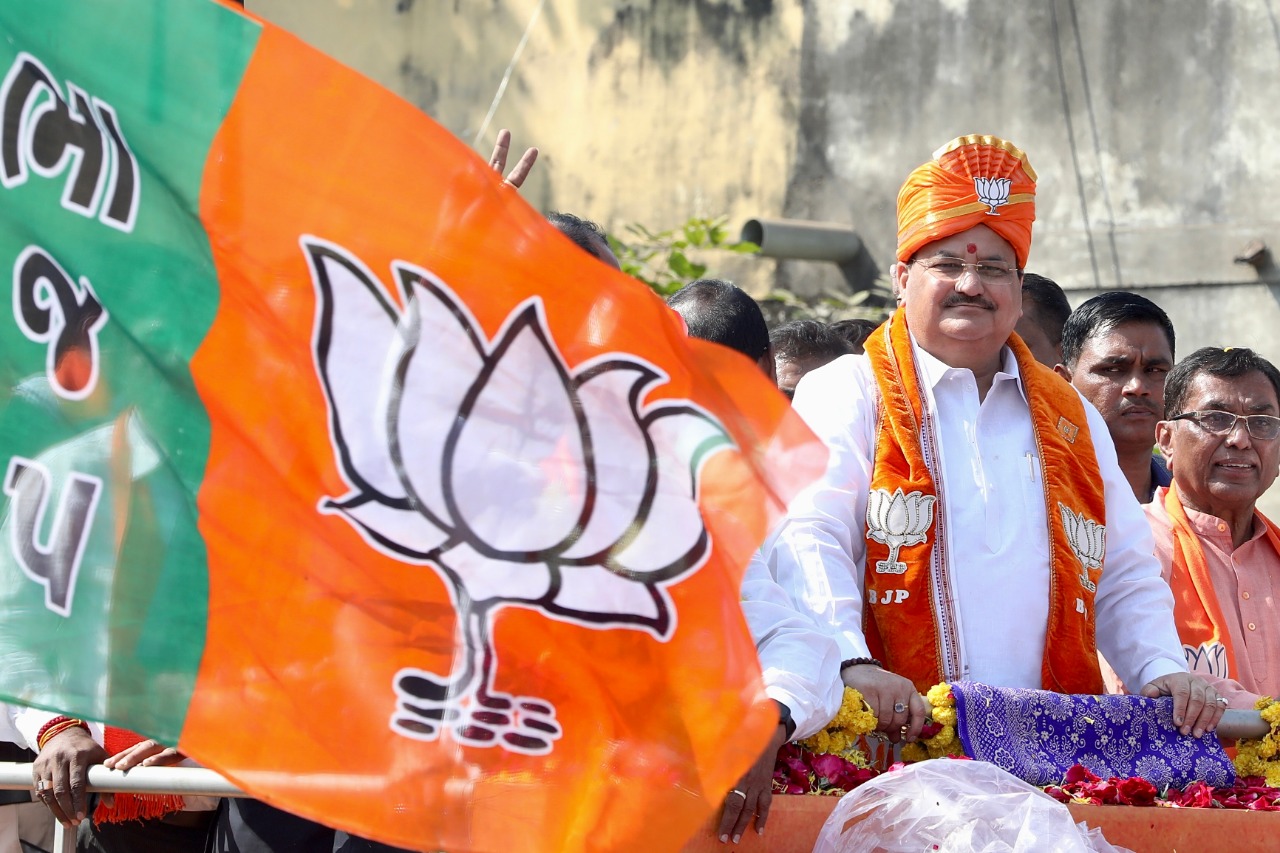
[0,762,243,853]
[2,709,1272,850]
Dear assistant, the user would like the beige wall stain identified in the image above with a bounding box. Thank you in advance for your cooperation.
[250,0,803,294]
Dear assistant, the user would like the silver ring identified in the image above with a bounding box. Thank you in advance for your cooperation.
[727,788,747,799]
[893,702,907,714]
[1215,696,1229,707]
[34,779,47,793]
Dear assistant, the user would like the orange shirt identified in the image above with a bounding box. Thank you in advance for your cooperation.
[1146,486,1280,706]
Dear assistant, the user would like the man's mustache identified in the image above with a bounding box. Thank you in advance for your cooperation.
[1119,400,1160,416]
[941,294,997,310]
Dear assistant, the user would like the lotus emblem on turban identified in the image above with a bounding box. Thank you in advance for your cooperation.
[1058,503,1105,593]
[866,488,936,574]
[304,237,733,755]
[974,176,1012,215]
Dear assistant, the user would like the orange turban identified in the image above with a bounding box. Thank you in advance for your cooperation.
[896,134,1037,267]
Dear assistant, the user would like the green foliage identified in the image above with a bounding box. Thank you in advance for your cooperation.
[607,216,760,296]
[758,277,896,328]
[607,213,894,328]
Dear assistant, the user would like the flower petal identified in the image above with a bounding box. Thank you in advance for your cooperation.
[447,304,588,556]
[392,268,486,528]
[608,406,731,580]
[442,541,553,604]
[885,490,909,536]
[305,239,407,502]
[559,361,660,561]
[322,494,450,560]
[866,489,884,529]
[549,564,664,631]
[903,490,921,534]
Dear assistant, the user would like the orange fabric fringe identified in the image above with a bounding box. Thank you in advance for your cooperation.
[92,727,186,825]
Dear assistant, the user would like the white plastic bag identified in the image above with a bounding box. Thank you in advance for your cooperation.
[812,760,1130,853]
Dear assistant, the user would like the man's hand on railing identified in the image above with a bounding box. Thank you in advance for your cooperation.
[33,725,107,826]
[103,738,186,771]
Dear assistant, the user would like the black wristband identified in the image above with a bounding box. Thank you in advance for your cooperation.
[772,699,796,741]
[839,656,883,671]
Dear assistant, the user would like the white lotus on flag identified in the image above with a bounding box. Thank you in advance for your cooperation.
[304,237,733,754]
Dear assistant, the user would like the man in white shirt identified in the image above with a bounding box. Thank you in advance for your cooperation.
[671,283,843,845]
[1,705,51,853]
[764,134,1224,746]
[715,553,842,845]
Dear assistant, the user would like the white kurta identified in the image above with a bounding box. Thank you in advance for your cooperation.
[741,552,843,740]
[765,343,1186,691]
[6,705,104,751]
[3,704,218,813]
[0,703,83,853]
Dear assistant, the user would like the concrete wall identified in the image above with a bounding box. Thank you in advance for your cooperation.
[250,0,1280,509]
[789,0,1280,362]
[249,0,804,295]
[249,0,1280,341]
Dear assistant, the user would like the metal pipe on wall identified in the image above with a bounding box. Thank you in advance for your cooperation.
[739,218,864,264]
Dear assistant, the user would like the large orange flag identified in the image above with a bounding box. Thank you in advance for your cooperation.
[0,1,825,849]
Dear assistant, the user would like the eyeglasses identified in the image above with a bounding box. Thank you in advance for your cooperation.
[1170,410,1280,441]
[911,256,1020,286]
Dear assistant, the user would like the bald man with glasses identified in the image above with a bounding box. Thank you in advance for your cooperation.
[1149,346,1280,707]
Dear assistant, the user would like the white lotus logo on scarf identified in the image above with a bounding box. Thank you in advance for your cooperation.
[304,237,733,755]
[866,488,936,574]
[974,177,1011,215]
[1183,642,1229,678]
[1058,503,1105,593]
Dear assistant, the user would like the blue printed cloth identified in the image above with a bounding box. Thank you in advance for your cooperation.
[950,681,1235,788]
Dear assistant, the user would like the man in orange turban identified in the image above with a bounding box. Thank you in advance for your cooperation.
[762,134,1226,760]
[896,134,1038,268]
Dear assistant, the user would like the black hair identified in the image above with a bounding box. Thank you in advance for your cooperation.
[1164,346,1280,418]
[1020,273,1072,349]
[770,319,855,364]
[666,279,770,362]
[1060,290,1176,369]
[546,211,613,264]
[827,318,881,355]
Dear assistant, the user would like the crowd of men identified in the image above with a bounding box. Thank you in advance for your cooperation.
[665,135,1279,845]
[4,131,1279,852]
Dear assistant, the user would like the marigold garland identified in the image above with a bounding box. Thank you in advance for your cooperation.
[776,684,1280,806]
[1233,696,1280,787]
[901,682,966,762]
[773,687,882,795]
[797,687,878,765]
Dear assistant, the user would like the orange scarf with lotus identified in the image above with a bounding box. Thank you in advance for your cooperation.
[862,309,1107,694]
[1160,483,1280,680]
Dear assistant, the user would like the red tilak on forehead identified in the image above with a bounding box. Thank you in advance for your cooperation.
[966,243,978,255]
